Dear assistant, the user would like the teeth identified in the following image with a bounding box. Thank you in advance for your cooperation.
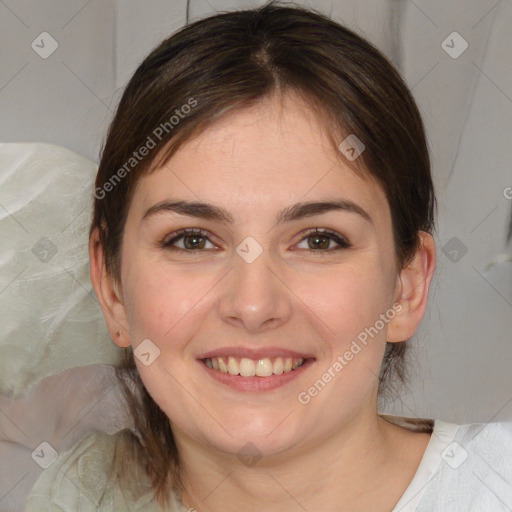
[256,358,273,377]
[218,358,228,373]
[273,357,284,375]
[227,356,239,375]
[239,358,256,377]
[204,356,305,377]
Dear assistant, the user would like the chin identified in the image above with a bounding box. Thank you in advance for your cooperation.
[197,416,303,458]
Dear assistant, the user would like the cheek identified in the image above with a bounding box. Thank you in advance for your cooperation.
[124,265,206,342]
[303,267,390,399]
[295,261,390,340]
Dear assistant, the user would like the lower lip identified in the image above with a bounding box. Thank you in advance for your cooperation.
[198,358,315,392]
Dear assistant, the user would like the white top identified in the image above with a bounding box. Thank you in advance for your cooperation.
[391,417,460,511]
[391,417,512,511]
[24,415,512,511]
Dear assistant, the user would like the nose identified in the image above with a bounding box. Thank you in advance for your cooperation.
[218,244,292,333]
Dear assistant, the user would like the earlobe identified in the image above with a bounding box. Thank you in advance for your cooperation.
[386,232,436,343]
[88,227,131,348]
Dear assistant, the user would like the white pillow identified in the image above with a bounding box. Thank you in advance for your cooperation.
[0,142,125,399]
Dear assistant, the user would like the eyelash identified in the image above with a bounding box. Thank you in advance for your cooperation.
[159,227,351,254]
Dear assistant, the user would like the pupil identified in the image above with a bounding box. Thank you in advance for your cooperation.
[185,235,204,249]
[182,234,330,250]
[309,234,328,250]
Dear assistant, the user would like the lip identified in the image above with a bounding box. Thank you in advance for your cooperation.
[196,346,315,360]
[198,357,315,392]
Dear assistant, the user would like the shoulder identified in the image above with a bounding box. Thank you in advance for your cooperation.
[417,420,512,511]
[24,429,163,512]
[453,418,512,448]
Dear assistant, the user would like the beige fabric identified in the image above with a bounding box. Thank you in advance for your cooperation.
[0,364,132,512]
[24,429,186,512]
[0,143,125,399]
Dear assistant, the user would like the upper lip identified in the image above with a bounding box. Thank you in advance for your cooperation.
[197,347,315,360]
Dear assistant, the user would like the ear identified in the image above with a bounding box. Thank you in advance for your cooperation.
[89,227,131,348]
[387,231,436,343]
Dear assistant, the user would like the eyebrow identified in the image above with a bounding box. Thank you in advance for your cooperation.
[141,198,373,227]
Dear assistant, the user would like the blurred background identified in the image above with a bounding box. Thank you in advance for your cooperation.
[0,0,511,509]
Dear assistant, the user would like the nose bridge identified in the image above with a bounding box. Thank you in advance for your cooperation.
[219,238,291,331]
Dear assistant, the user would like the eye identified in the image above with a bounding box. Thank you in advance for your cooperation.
[159,227,351,254]
[295,228,351,252]
[160,228,217,251]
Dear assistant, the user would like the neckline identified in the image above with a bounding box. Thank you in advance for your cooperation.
[387,415,461,511]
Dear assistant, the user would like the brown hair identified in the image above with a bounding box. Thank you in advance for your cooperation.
[89,1,436,506]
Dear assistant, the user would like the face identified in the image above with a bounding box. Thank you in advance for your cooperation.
[111,92,404,457]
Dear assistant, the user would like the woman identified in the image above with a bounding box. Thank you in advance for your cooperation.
[24,2,512,511]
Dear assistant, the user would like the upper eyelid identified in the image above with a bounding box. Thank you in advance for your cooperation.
[163,228,214,245]
[163,227,350,248]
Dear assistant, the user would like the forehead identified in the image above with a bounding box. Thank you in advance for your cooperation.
[130,92,390,227]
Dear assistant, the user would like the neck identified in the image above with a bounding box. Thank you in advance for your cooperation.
[173,409,415,512]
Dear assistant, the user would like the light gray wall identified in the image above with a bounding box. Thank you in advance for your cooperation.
[397,0,512,425]
[1,0,511,428]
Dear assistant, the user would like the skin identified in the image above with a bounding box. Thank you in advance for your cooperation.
[89,90,436,512]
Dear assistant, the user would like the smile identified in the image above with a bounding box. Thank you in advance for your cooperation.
[203,356,306,377]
